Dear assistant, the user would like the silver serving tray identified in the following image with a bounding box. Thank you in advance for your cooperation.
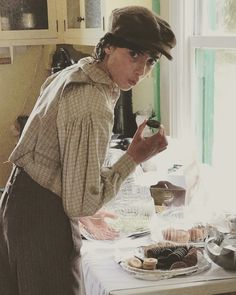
[119,251,210,281]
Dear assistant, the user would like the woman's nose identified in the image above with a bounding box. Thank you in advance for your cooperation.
[135,61,146,77]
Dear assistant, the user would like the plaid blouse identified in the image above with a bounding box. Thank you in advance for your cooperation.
[9,57,137,218]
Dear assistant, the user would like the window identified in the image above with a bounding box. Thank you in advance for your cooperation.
[166,0,236,209]
[167,0,236,165]
[193,0,236,168]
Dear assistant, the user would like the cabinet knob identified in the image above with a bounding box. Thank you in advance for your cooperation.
[77,16,85,23]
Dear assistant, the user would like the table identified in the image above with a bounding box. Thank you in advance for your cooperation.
[81,236,236,295]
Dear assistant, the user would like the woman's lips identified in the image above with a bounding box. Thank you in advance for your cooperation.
[128,80,137,86]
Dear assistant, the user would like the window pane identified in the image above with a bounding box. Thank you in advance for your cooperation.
[85,0,101,29]
[212,49,236,170]
[195,48,236,172]
[0,0,49,30]
[196,0,236,34]
[67,0,81,29]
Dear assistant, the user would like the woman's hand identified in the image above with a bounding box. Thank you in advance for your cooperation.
[126,120,168,164]
[79,210,120,240]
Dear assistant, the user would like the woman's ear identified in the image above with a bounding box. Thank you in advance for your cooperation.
[104,46,112,55]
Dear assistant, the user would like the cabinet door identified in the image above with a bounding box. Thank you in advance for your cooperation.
[0,0,58,45]
[64,0,105,45]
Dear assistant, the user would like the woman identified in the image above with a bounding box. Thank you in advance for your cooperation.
[0,5,176,295]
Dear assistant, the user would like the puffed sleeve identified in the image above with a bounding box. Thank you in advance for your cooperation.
[57,83,137,218]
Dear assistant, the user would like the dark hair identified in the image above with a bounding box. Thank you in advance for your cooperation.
[16,115,29,136]
[93,33,159,62]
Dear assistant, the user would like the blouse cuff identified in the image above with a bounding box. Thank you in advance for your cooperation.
[112,153,137,180]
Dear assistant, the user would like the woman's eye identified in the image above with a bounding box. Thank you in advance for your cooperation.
[147,58,157,66]
[129,51,140,59]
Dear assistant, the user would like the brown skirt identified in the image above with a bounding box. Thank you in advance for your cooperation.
[0,167,82,295]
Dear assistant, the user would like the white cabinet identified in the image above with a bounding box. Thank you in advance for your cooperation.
[0,0,153,47]
[0,0,58,46]
[63,0,105,45]
[63,0,152,46]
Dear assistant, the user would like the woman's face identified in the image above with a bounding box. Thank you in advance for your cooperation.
[103,47,161,91]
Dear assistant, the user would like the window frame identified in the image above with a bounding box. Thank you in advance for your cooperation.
[152,0,161,120]
[165,0,236,163]
[160,0,194,138]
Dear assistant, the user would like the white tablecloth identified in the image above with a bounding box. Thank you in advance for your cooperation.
[81,236,236,295]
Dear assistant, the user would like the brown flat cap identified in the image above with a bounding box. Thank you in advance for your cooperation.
[108,6,176,60]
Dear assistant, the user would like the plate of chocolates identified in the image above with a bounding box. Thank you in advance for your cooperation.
[119,242,210,280]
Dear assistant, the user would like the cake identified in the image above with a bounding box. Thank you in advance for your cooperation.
[127,257,143,269]
[142,258,158,270]
[162,228,190,243]
[188,225,207,242]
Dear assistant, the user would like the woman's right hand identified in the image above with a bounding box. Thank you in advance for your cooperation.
[126,120,168,164]
[79,210,120,240]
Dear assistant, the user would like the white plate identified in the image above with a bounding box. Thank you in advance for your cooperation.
[80,221,150,241]
[119,252,211,281]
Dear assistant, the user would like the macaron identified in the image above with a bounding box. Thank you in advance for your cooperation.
[127,257,143,269]
[143,258,158,270]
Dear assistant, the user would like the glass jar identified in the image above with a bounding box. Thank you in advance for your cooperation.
[103,185,155,235]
